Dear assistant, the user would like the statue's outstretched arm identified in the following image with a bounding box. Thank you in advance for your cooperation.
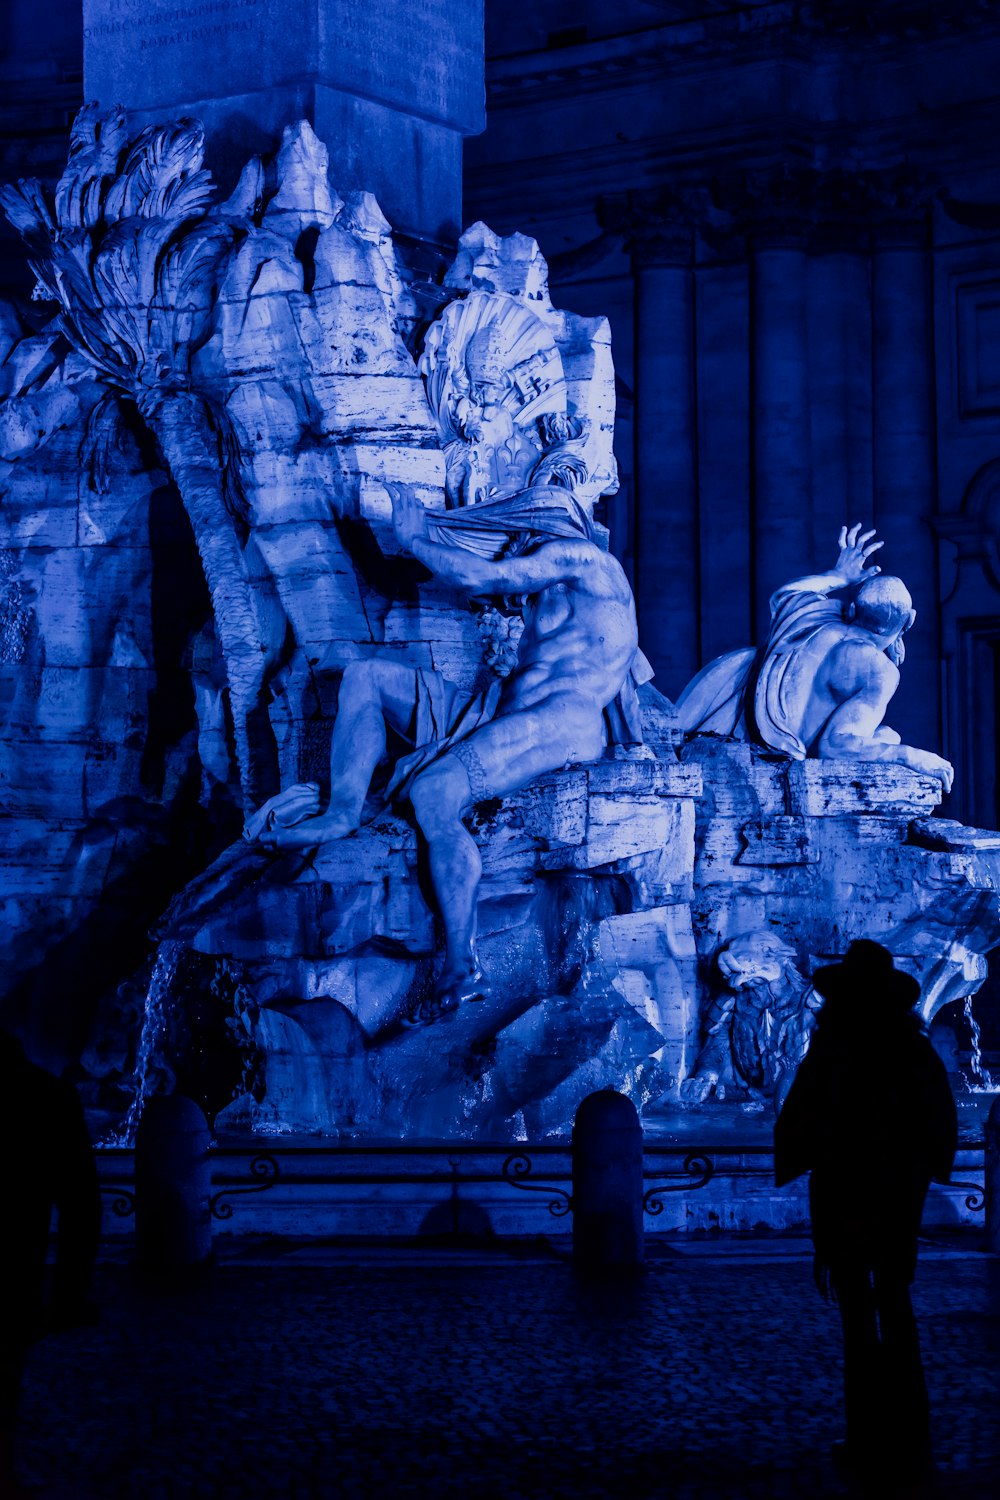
[772,522,884,606]
[412,536,590,597]
[386,482,589,596]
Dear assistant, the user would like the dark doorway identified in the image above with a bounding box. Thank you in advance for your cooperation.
[960,619,1000,829]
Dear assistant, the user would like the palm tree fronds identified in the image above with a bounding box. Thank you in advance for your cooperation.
[104,120,214,224]
[80,389,128,493]
[0,179,56,249]
[218,406,252,527]
[55,104,129,231]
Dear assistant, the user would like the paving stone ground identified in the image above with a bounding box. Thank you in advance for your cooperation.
[12,1236,1000,1500]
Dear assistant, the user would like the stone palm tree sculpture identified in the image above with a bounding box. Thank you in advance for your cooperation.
[0,105,282,808]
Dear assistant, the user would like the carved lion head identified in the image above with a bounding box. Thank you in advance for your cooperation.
[717,930,801,990]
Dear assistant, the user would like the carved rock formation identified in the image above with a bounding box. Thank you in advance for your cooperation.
[0,108,997,1143]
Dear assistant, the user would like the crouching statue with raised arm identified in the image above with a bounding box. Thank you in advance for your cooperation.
[674,524,953,791]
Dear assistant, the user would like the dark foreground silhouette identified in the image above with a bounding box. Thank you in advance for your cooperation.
[775,940,957,1491]
[1,1029,100,1492]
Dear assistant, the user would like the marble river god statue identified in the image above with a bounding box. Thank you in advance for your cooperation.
[675,524,954,790]
[265,480,650,1021]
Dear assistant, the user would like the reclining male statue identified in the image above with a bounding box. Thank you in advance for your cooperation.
[674,524,953,791]
[265,481,649,1020]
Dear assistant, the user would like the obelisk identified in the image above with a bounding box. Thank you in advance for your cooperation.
[82,0,484,245]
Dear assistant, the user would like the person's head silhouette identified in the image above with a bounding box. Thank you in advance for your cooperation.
[0,1028,28,1072]
[811,940,920,1025]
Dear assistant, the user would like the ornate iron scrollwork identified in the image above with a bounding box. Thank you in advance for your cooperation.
[963,1184,985,1213]
[99,1185,135,1218]
[643,1153,715,1216]
[501,1153,572,1217]
[209,1153,280,1221]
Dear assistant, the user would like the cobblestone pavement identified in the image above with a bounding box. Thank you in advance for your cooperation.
[13,1236,1000,1500]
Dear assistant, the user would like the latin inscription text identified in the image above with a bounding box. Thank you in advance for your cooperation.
[84,0,261,53]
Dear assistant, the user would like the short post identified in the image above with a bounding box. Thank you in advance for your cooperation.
[134,1095,213,1270]
[572,1089,644,1272]
[986,1095,1000,1254]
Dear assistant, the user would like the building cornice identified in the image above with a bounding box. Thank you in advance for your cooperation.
[465,95,1000,231]
[484,2,1000,111]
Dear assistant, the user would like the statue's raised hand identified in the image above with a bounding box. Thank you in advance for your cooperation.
[834,522,884,584]
[386,481,428,552]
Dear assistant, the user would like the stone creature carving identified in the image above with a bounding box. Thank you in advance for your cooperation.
[0,104,284,809]
[263,481,652,1021]
[879,856,1000,1028]
[681,931,819,1107]
[420,288,588,508]
[476,604,524,678]
[674,525,954,790]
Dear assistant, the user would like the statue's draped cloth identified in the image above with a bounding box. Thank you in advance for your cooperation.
[386,674,503,800]
[675,587,843,757]
[387,489,653,799]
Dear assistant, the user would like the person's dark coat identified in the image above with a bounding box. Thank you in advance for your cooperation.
[774,963,957,1283]
[3,1031,101,1344]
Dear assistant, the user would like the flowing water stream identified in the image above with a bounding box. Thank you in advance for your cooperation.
[963,992,995,1091]
[117,939,187,1143]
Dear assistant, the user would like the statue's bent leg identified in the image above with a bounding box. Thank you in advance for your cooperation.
[325,660,417,825]
[408,754,484,1012]
[407,696,605,1017]
[268,660,419,849]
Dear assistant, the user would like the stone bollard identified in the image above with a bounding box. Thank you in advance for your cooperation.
[987,1095,1000,1255]
[135,1094,212,1270]
[572,1089,644,1272]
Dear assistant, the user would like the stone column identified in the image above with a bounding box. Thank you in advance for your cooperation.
[808,199,874,558]
[750,213,813,641]
[83,0,485,244]
[630,213,699,694]
[695,257,752,663]
[872,214,940,754]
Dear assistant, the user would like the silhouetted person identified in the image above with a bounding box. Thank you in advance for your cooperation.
[774,942,957,1491]
[1,1030,101,1492]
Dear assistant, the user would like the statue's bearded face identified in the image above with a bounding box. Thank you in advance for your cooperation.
[500,530,533,560]
[496,503,592,562]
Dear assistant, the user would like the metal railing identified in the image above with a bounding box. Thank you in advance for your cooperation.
[97,1138,985,1226]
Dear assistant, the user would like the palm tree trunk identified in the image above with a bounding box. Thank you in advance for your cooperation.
[149,392,282,813]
